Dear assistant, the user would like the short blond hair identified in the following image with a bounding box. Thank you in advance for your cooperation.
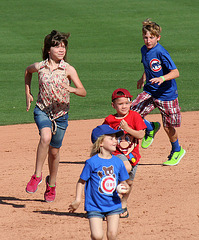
[142,18,162,37]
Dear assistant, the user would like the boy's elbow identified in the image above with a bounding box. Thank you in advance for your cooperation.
[174,69,180,78]
[176,69,180,78]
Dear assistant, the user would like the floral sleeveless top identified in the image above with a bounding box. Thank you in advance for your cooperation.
[36,59,71,120]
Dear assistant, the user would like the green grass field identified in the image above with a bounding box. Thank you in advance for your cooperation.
[0,0,198,125]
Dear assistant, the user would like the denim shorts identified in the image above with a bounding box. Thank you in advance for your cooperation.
[34,106,68,148]
[87,207,123,219]
[116,154,138,181]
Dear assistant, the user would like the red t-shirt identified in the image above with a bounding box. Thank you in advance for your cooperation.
[103,110,146,166]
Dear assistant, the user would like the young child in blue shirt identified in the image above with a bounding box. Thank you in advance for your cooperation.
[131,18,186,166]
[68,125,129,240]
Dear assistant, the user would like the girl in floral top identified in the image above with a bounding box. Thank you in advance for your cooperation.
[25,30,86,202]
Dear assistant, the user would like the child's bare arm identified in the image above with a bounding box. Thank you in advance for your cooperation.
[150,69,179,85]
[25,63,39,111]
[137,72,146,89]
[68,178,86,213]
[63,65,87,97]
[120,119,145,139]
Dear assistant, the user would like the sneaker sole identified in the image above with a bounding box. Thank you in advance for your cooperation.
[25,179,42,194]
[44,199,55,203]
[141,137,154,149]
[163,149,186,166]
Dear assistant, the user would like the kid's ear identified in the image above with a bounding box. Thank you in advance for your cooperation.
[111,102,115,109]
[157,35,161,41]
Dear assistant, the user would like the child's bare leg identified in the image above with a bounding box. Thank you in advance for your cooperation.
[120,160,132,208]
[35,127,52,177]
[163,126,178,143]
[89,217,104,240]
[106,214,120,240]
[162,125,185,166]
[121,179,133,207]
[48,146,60,186]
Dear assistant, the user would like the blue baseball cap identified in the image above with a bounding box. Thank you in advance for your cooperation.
[91,124,124,143]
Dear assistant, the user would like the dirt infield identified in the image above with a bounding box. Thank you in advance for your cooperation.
[1,111,199,240]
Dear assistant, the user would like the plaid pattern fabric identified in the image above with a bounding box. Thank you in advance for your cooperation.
[131,91,181,127]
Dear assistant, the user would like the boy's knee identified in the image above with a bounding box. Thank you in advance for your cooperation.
[163,126,176,136]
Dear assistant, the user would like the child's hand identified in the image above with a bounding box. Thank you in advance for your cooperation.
[61,83,76,94]
[120,120,129,132]
[68,200,81,213]
[118,181,130,194]
[26,93,33,112]
[150,77,164,85]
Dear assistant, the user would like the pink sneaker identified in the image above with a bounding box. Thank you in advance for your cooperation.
[44,176,56,202]
[26,174,42,193]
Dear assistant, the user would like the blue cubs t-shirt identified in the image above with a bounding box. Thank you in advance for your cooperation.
[80,154,129,212]
[141,43,178,101]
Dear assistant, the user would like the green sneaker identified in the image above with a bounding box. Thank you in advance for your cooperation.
[141,122,161,149]
[163,147,186,166]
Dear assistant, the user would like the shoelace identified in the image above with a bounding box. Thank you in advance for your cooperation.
[168,151,174,160]
[31,176,40,182]
[144,130,153,139]
[46,186,55,195]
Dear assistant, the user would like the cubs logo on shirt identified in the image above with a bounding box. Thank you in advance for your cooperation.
[100,175,116,194]
[150,58,162,72]
[98,165,117,195]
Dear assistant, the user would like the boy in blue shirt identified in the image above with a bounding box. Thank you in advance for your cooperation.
[131,18,185,166]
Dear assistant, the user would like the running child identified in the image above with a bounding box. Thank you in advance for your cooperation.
[103,88,146,218]
[68,125,129,240]
[131,18,186,166]
[25,30,86,202]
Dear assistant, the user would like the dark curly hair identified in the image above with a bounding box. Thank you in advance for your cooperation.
[42,30,70,61]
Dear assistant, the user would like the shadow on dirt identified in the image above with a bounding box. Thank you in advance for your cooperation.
[139,163,163,166]
[0,196,45,208]
[34,210,87,218]
[59,162,163,166]
[59,161,85,164]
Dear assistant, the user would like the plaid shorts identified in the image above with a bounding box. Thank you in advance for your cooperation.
[131,91,181,127]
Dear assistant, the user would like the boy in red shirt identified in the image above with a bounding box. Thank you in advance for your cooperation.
[103,88,146,218]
